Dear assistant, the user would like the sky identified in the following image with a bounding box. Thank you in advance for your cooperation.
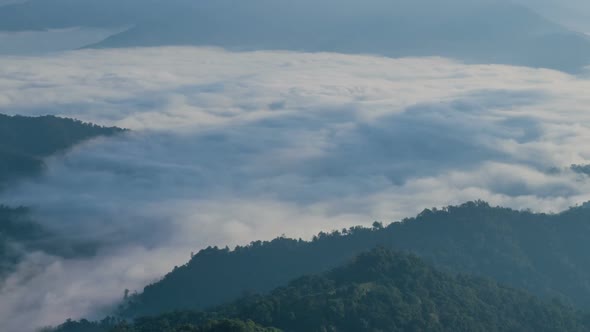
[0,28,120,55]
[0,0,589,32]
[2,47,590,330]
[512,0,590,31]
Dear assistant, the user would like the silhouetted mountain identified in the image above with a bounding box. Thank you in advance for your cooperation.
[118,201,590,317]
[93,0,590,73]
[0,114,125,185]
[51,249,590,332]
[1,0,589,72]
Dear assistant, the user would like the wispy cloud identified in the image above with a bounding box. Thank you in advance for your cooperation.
[2,47,590,331]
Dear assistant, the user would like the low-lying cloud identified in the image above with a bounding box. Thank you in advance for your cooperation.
[2,47,590,331]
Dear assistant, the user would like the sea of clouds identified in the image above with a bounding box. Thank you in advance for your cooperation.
[2,47,590,330]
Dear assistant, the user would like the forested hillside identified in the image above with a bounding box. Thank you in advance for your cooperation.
[51,249,590,332]
[0,114,124,185]
[51,318,280,332]
[119,201,590,317]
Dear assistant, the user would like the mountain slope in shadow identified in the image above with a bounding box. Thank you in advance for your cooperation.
[119,201,590,317]
[52,249,590,332]
[0,114,125,186]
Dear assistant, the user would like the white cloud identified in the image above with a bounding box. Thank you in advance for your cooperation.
[2,47,590,330]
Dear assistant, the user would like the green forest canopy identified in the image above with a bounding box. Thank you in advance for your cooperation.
[51,249,590,332]
[119,201,590,317]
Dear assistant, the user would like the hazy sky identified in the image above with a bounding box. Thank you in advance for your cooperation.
[0,0,589,32]
[0,0,25,5]
[0,28,119,55]
[513,0,590,31]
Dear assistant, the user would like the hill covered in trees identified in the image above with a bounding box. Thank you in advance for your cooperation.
[51,318,280,332]
[51,249,590,332]
[118,201,590,317]
[0,114,124,185]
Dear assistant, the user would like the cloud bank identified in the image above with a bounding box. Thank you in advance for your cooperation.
[2,47,590,330]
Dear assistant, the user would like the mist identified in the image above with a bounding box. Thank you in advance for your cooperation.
[3,47,590,330]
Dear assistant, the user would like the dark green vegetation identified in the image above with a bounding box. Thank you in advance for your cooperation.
[120,201,590,317]
[42,318,123,332]
[52,249,590,332]
[0,114,124,185]
[1,0,590,72]
[50,318,280,332]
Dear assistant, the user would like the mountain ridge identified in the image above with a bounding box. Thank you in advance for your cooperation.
[117,201,590,317]
[50,248,590,332]
[0,113,125,186]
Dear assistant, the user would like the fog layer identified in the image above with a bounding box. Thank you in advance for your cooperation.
[2,48,590,330]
